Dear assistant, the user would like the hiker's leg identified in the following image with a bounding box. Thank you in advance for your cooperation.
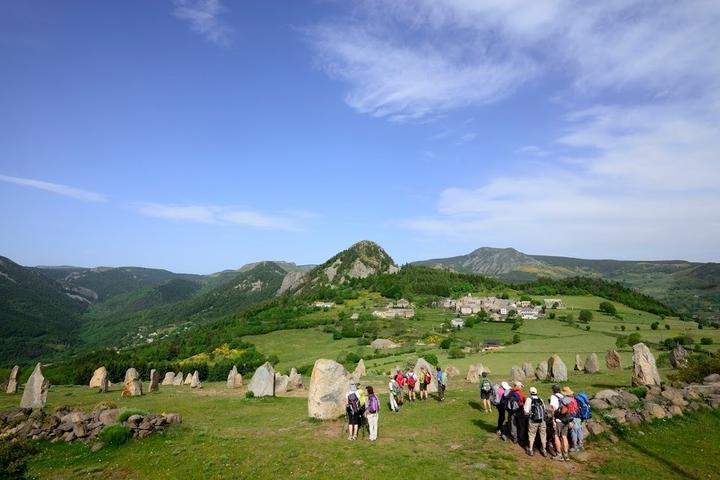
[509,412,518,442]
[528,421,538,451]
[496,406,505,432]
[539,421,547,450]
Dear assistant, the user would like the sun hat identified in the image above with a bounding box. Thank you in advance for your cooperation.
[501,381,510,390]
[529,386,538,395]
[514,381,524,388]
[349,382,357,391]
[561,386,574,396]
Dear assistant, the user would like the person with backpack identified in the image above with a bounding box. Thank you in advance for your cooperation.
[419,367,431,400]
[436,366,445,401]
[567,388,589,452]
[346,382,363,440]
[523,386,547,456]
[495,381,509,437]
[505,381,526,444]
[365,385,380,441]
[552,386,577,461]
[388,376,400,412]
[406,368,417,402]
[394,369,406,406]
[479,371,493,413]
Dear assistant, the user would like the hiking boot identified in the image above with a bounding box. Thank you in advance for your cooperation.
[552,455,563,461]
[496,430,502,437]
[526,448,533,456]
[540,449,547,457]
[563,452,570,461]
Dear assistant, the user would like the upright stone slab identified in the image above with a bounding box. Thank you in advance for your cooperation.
[466,365,480,384]
[669,345,689,369]
[184,372,193,385]
[288,368,303,390]
[511,366,526,383]
[6,365,19,394]
[274,374,290,394]
[585,353,599,374]
[414,358,438,393]
[477,364,490,375]
[605,350,622,370]
[307,359,350,419]
[190,371,201,388]
[173,372,184,386]
[522,362,534,378]
[227,366,243,388]
[148,369,160,393]
[122,368,143,397]
[248,362,275,397]
[20,363,49,409]
[574,354,584,371]
[548,354,568,382]
[445,365,460,377]
[89,367,107,389]
[162,372,176,386]
[632,343,661,387]
[353,359,366,379]
[535,361,548,381]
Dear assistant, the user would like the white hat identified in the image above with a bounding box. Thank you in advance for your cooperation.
[501,381,510,390]
[529,386,538,395]
[514,381,524,388]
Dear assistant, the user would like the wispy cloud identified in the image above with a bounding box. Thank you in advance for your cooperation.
[135,203,312,231]
[172,0,232,46]
[0,174,107,202]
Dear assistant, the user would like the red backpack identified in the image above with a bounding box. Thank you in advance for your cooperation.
[407,375,416,388]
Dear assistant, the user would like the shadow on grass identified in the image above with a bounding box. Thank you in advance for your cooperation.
[616,435,701,480]
[469,401,498,434]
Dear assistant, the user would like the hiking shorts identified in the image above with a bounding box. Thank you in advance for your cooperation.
[555,421,570,437]
[480,390,491,400]
[420,383,428,391]
[348,412,362,426]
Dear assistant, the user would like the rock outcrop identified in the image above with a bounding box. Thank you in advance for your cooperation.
[249,362,276,397]
[162,372,176,386]
[605,350,622,370]
[307,359,350,419]
[6,366,19,394]
[632,343,661,387]
[669,345,689,369]
[148,369,160,393]
[548,354,568,382]
[122,368,143,397]
[20,363,49,409]
[584,353,599,374]
[371,338,398,349]
[227,366,243,388]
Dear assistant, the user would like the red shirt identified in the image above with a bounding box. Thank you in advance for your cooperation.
[395,373,405,386]
[512,387,526,404]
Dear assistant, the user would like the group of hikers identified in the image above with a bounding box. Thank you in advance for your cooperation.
[345,365,591,458]
[485,371,591,461]
[345,365,446,441]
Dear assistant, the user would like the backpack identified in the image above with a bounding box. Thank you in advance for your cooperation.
[407,376,416,388]
[556,396,575,424]
[367,394,379,414]
[490,384,503,406]
[504,391,520,411]
[424,373,431,384]
[347,392,360,415]
[575,393,591,420]
[481,378,492,392]
[530,397,546,423]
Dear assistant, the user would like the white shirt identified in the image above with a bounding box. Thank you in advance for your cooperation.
[549,392,564,422]
[524,394,541,415]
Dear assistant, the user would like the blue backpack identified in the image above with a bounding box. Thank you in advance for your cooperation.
[575,392,591,420]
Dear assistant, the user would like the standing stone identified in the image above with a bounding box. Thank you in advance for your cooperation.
[20,363,49,409]
[248,362,275,397]
[274,374,290,394]
[522,362,534,378]
[445,365,460,377]
[227,366,243,388]
[632,343,661,387]
[574,354,584,371]
[477,364,490,375]
[288,368,303,390]
[307,359,350,419]
[584,353,600,374]
[173,372,184,386]
[414,358,438,393]
[89,367,107,389]
[605,350,622,370]
[353,359,366,380]
[148,369,160,393]
[466,365,480,384]
[6,366,20,394]
[535,361,548,381]
[190,371,201,388]
[511,366,526,383]
[548,354,568,382]
[184,372,193,385]
[122,368,143,397]
[669,345,689,369]
[162,372,176,386]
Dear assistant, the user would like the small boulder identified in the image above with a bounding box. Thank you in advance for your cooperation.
[370,338,398,350]
[607,408,627,424]
[605,350,622,370]
[703,373,720,385]
[642,402,667,421]
[289,368,303,389]
[227,366,243,389]
[585,420,606,436]
[669,345,689,369]
[589,398,610,411]
[20,363,49,410]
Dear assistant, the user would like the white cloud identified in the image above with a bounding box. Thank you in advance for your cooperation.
[173,0,231,46]
[135,203,311,231]
[0,174,107,202]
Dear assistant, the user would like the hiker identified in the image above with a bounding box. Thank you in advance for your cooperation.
[495,381,509,437]
[365,385,380,441]
[406,368,418,401]
[388,376,400,412]
[572,390,591,452]
[419,367,431,400]
[480,371,493,413]
[553,386,577,461]
[523,386,547,456]
[346,382,363,440]
[547,384,566,461]
[436,366,445,401]
[505,381,526,444]
[394,369,406,405]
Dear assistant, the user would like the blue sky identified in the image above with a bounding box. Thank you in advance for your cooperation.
[1,0,719,273]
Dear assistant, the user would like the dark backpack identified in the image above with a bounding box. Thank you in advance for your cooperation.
[575,392,592,420]
[481,379,492,392]
[504,392,520,411]
[347,392,360,415]
[530,397,545,423]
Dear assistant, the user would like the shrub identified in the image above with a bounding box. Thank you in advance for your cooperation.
[356,337,371,346]
[651,322,659,330]
[585,325,591,331]
[440,338,452,349]
[118,409,147,423]
[620,325,626,331]
[346,352,361,363]
[579,310,593,323]
[424,353,439,367]
[512,333,521,344]
[628,386,647,399]
[447,347,465,359]
[0,437,39,479]
[669,351,720,383]
[665,324,671,330]
[701,337,713,345]
[548,312,556,319]
[332,331,343,340]
[245,391,255,399]
[98,425,132,447]
[599,301,617,315]
[635,326,640,331]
